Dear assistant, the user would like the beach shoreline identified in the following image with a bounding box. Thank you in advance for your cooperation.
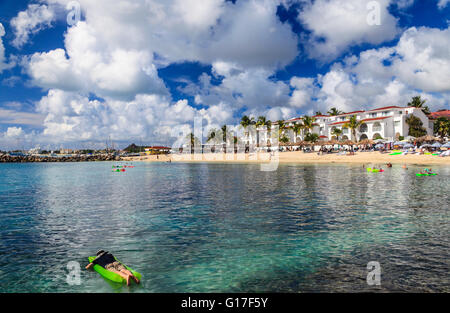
[122,151,450,165]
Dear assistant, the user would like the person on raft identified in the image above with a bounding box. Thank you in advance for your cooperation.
[85,250,140,286]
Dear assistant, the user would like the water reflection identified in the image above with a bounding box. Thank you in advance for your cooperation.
[0,162,448,292]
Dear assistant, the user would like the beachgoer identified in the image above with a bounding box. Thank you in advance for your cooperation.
[387,162,392,168]
[86,250,140,286]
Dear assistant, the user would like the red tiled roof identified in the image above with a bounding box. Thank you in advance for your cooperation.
[286,115,329,122]
[336,110,365,116]
[319,135,328,138]
[330,121,349,125]
[429,110,450,119]
[330,116,391,126]
[286,117,302,122]
[367,106,403,112]
[362,116,392,122]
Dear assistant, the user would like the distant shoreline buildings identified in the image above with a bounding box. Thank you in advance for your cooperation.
[244,106,437,146]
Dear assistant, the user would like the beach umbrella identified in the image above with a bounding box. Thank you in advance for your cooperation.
[358,139,374,145]
[327,139,339,145]
[442,142,450,148]
[341,140,356,146]
[375,144,384,149]
[374,139,385,144]
[393,141,405,146]
[431,142,442,148]
[403,143,414,149]
[416,135,439,143]
[420,144,431,148]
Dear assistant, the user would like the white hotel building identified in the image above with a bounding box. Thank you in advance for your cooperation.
[246,106,433,145]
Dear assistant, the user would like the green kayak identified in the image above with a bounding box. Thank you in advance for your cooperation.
[367,168,384,173]
[416,173,437,177]
[88,256,142,283]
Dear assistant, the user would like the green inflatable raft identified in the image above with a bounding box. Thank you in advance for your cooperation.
[367,168,384,173]
[416,173,437,177]
[88,256,142,283]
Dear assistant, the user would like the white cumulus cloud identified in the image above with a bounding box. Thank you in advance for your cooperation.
[10,4,56,48]
[298,0,400,61]
[288,26,450,114]
[0,23,15,73]
[438,0,450,9]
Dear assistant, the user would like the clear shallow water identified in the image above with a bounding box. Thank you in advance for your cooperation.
[0,162,448,293]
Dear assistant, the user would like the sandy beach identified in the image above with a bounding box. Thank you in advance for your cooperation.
[122,151,450,165]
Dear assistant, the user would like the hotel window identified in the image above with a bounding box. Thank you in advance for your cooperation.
[370,113,377,118]
[373,122,382,131]
[394,121,400,127]
[359,124,368,132]
[398,111,403,115]
[382,112,388,116]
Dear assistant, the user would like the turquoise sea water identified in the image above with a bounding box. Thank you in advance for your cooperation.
[0,162,448,293]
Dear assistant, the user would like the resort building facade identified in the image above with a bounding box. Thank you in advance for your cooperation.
[244,106,434,146]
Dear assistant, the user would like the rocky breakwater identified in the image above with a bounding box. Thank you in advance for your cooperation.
[0,154,122,163]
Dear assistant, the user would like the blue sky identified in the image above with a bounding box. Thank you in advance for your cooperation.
[0,0,449,149]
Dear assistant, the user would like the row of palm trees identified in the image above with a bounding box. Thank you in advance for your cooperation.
[239,112,374,144]
[239,115,320,145]
[186,96,439,150]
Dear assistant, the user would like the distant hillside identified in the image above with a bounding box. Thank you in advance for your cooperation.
[124,143,144,153]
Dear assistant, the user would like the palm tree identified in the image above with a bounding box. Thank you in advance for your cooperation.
[221,125,234,153]
[221,125,228,142]
[186,133,200,154]
[343,115,363,142]
[302,116,316,135]
[280,135,290,144]
[206,128,219,143]
[240,115,255,128]
[240,115,255,145]
[315,111,323,116]
[405,114,427,137]
[327,107,343,116]
[331,127,343,141]
[292,123,303,143]
[256,116,271,146]
[305,133,319,143]
[433,117,450,138]
[408,96,430,115]
[276,120,286,139]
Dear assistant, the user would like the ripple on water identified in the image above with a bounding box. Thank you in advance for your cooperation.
[0,162,448,292]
